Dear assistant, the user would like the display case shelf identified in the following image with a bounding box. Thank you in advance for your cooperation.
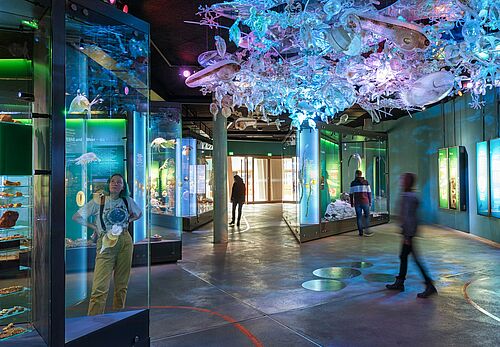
[0,287,30,299]
[0,307,30,321]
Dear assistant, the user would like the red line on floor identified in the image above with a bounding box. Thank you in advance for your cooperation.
[134,305,264,347]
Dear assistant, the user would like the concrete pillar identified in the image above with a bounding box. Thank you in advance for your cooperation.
[213,110,228,243]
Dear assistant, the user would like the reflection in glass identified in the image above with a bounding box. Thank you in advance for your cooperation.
[64,5,149,324]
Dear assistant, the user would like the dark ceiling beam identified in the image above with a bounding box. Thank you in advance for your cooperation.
[164,96,212,104]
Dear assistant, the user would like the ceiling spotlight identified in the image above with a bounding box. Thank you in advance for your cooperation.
[182,70,191,78]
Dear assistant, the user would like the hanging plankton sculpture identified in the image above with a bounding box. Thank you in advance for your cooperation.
[185,0,500,128]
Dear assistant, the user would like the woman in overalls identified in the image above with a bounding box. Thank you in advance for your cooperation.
[73,173,142,315]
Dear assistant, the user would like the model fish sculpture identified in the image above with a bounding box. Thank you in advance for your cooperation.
[68,90,103,118]
[234,117,258,130]
[150,138,176,151]
[185,60,241,88]
[353,14,430,51]
[348,153,362,169]
[401,71,455,107]
[74,152,101,165]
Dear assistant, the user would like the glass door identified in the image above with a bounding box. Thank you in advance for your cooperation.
[253,158,269,202]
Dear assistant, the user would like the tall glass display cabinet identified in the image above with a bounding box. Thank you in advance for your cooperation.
[63,1,150,346]
[282,124,389,242]
[2,1,151,345]
[149,102,182,262]
[181,138,214,230]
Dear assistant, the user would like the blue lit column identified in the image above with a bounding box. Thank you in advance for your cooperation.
[213,110,228,243]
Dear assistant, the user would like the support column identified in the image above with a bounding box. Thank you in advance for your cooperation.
[213,111,228,243]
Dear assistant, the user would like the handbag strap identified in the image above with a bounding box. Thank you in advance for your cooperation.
[99,195,106,231]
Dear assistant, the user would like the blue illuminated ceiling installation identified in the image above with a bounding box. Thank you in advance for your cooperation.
[185,0,500,128]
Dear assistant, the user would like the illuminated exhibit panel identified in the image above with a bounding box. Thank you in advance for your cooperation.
[490,139,500,218]
[438,148,450,209]
[298,129,319,225]
[63,2,150,325]
[438,146,467,211]
[283,126,388,242]
[476,141,489,216]
[196,141,213,215]
[448,147,460,209]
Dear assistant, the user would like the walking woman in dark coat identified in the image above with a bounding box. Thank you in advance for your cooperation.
[386,173,437,298]
[230,175,245,227]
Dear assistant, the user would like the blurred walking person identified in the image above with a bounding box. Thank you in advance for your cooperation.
[386,173,437,298]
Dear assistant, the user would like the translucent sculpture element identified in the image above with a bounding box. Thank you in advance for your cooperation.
[187,0,500,126]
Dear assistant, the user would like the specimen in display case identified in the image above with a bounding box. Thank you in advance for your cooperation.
[438,146,467,211]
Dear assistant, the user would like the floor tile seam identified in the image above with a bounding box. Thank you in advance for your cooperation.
[150,315,323,346]
[150,316,263,343]
[179,264,273,317]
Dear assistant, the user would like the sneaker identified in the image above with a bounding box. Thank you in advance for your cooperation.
[236,223,240,227]
[417,284,437,298]
[363,232,374,237]
[358,233,363,237]
[229,221,235,226]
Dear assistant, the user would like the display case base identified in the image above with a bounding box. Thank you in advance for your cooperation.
[287,214,390,242]
[182,210,213,231]
[65,309,149,347]
[66,239,182,272]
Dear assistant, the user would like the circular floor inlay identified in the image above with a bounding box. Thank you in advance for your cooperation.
[313,267,361,279]
[302,279,346,292]
[363,273,395,283]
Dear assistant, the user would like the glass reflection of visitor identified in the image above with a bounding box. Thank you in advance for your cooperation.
[72,173,142,315]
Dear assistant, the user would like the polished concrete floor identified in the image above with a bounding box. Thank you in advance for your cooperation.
[149,204,499,347]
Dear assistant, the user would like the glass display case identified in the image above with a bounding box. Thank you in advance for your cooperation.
[438,146,467,211]
[63,0,150,343]
[181,138,214,230]
[0,21,35,340]
[0,174,33,340]
[149,103,182,262]
[283,125,389,242]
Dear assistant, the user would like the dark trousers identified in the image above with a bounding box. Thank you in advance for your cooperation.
[398,238,432,284]
[231,201,243,224]
[354,204,370,235]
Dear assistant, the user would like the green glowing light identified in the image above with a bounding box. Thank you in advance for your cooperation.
[21,19,39,30]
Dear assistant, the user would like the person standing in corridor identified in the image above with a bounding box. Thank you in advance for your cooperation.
[386,172,437,298]
[350,170,373,237]
[229,175,245,227]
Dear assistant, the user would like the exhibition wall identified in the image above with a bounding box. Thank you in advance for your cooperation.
[371,89,500,243]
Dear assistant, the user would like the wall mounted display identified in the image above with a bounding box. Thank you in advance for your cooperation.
[438,146,467,211]
[476,141,489,216]
[490,138,500,218]
[438,148,449,209]
[283,125,389,242]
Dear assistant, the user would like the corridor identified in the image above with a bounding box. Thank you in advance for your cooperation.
[148,204,500,346]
